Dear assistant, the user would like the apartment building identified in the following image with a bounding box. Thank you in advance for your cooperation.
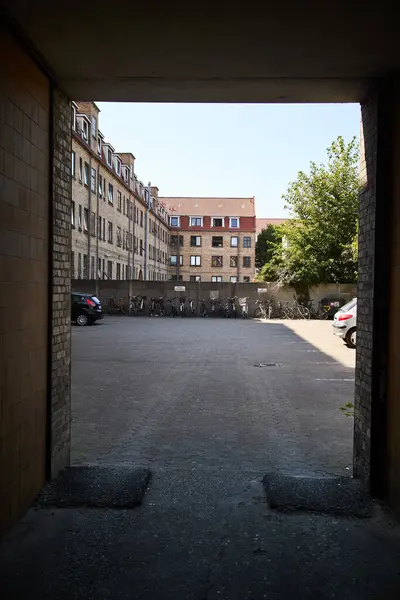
[71,102,169,282]
[256,218,288,236]
[161,196,256,282]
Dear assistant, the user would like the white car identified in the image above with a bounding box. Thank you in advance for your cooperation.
[332,298,357,348]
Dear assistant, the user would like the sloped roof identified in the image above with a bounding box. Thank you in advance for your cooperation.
[160,197,255,217]
[256,218,288,235]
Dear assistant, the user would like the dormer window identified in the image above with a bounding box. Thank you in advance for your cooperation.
[98,137,101,154]
[211,217,224,228]
[107,149,112,166]
[115,158,121,176]
[229,217,240,228]
[82,119,89,141]
[91,116,97,138]
[190,216,203,227]
[170,216,180,227]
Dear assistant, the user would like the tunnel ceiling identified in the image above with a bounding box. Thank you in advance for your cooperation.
[1,0,398,102]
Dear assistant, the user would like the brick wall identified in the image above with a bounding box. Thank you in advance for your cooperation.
[50,86,72,477]
[354,93,378,482]
[0,28,50,531]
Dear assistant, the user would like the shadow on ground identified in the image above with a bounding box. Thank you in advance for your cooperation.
[2,318,400,599]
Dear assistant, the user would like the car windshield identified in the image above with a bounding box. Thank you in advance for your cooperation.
[340,298,357,312]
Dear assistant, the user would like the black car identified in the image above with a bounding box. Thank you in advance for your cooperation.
[71,292,103,326]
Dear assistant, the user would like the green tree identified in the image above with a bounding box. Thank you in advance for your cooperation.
[255,224,281,269]
[259,136,359,297]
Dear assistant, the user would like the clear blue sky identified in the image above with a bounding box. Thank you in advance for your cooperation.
[96,103,360,218]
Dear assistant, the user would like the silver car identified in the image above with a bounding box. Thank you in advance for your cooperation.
[332,298,357,348]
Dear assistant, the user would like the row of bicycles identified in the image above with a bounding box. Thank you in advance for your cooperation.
[108,295,249,318]
[254,298,331,320]
[107,295,331,320]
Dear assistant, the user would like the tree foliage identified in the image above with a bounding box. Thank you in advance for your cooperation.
[259,136,359,294]
[255,224,281,269]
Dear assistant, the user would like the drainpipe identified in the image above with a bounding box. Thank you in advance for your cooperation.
[95,162,100,297]
[88,155,92,282]
[144,182,151,281]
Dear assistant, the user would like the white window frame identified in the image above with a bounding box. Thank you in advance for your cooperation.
[71,151,75,178]
[90,167,96,193]
[230,236,238,247]
[230,276,238,283]
[83,162,89,186]
[170,215,180,227]
[170,255,183,266]
[72,104,77,131]
[229,217,240,228]
[71,201,75,227]
[211,217,225,228]
[107,149,112,166]
[211,276,222,282]
[115,157,121,176]
[190,255,201,267]
[189,216,203,227]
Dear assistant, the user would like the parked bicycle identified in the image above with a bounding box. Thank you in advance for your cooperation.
[239,297,249,318]
[108,296,125,315]
[308,299,330,320]
[199,299,208,318]
[149,296,165,317]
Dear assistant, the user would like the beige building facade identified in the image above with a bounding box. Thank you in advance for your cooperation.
[161,197,257,283]
[71,102,169,283]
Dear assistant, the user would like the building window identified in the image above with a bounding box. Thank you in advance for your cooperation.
[231,236,238,247]
[78,253,82,278]
[91,167,96,192]
[243,236,252,248]
[107,260,112,279]
[211,217,224,227]
[211,256,223,267]
[90,211,96,236]
[72,104,76,130]
[117,191,122,212]
[71,251,75,278]
[189,216,203,227]
[78,205,82,230]
[140,239,143,256]
[190,255,201,266]
[170,255,183,266]
[98,174,103,197]
[243,276,250,283]
[108,183,114,203]
[98,216,102,239]
[211,276,222,282]
[103,218,106,241]
[79,158,83,182]
[243,256,251,268]
[212,236,223,248]
[230,276,238,283]
[117,226,122,247]
[90,256,95,279]
[170,216,180,227]
[82,120,89,141]
[71,201,75,228]
[83,254,88,278]
[229,217,240,228]
[83,162,89,186]
[170,275,183,282]
[140,211,143,228]
[116,263,121,279]
[97,136,102,155]
[171,235,184,247]
[71,151,75,177]
[115,159,121,176]
[91,116,97,138]
[230,256,238,267]
[190,236,201,247]
[108,221,113,243]
[107,149,112,166]
[149,244,152,260]
[83,208,89,233]
[190,275,201,282]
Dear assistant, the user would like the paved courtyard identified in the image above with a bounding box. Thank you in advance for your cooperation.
[71,317,355,475]
[3,318,400,599]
